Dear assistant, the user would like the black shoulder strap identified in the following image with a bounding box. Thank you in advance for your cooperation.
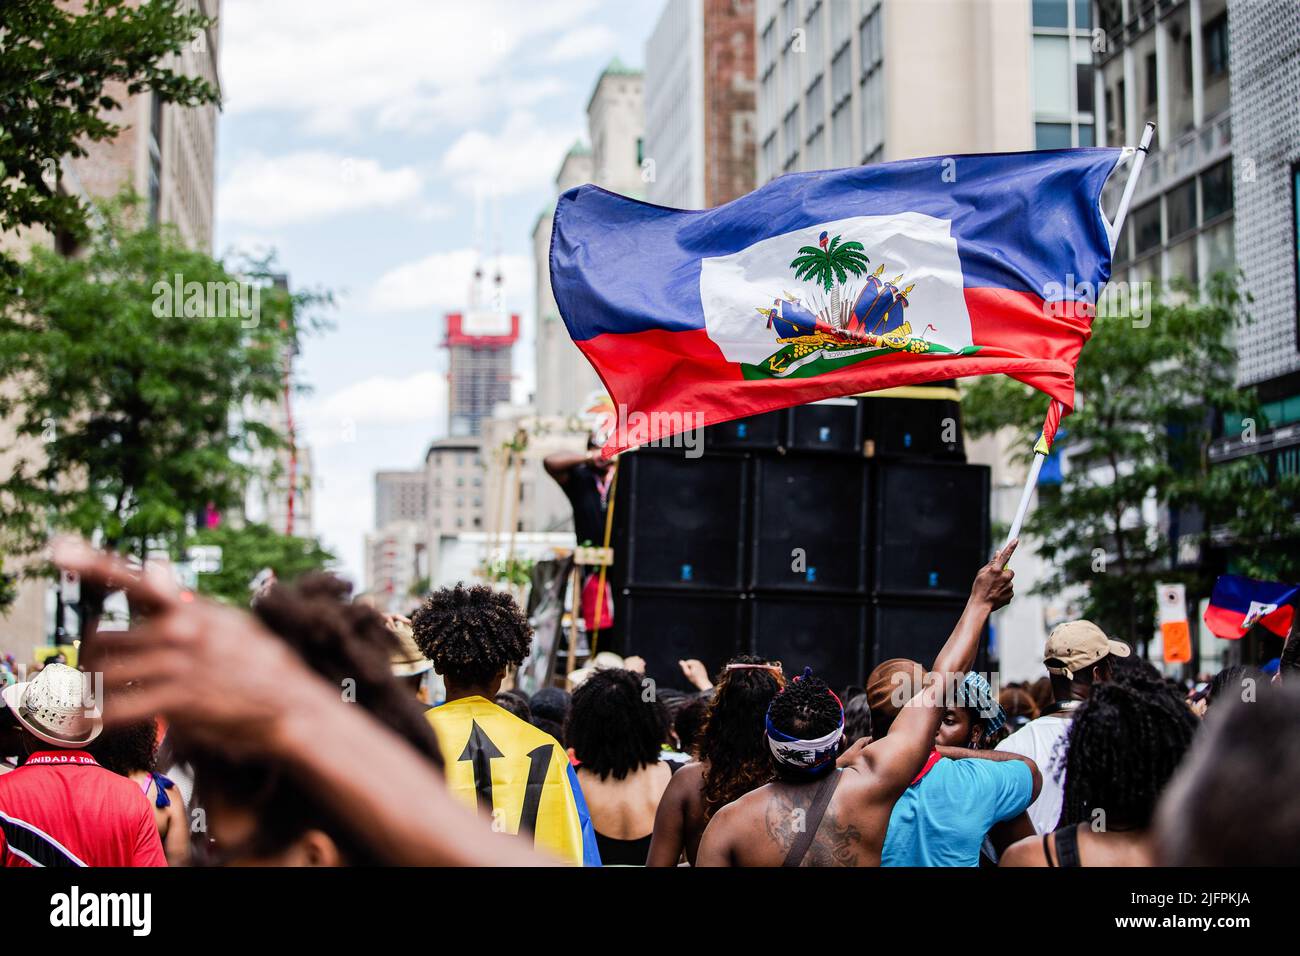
[782,770,842,868]
[1055,823,1083,868]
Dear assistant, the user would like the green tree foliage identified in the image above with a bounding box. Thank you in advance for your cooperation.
[963,276,1300,651]
[0,199,329,623]
[0,0,219,273]
[189,522,334,606]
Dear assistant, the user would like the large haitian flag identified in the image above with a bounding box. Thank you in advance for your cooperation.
[551,147,1126,456]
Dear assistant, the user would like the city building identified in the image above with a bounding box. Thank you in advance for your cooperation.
[1223,0,1300,427]
[0,0,221,664]
[445,293,520,438]
[60,0,221,252]
[1096,0,1235,291]
[423,439,486,535]
[754,0,1035,183]
[532,60,645,420]
[1200,0,1300,626]
[644,0,758,209]
[1096,0,1299,512]
[478,407,594,540]
[363,522,426,614]
[374,469,429,528]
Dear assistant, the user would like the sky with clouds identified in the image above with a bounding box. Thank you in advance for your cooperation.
[214,0,664,585]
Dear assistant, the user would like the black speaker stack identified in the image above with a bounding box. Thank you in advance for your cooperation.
[609,385,990,692]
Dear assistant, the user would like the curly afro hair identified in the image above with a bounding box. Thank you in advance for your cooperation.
[410,584,532,688]
[90,719,159,776]
[566,668,667,780]
[1057,665,1199,831]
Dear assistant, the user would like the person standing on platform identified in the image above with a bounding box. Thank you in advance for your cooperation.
[545,434,617,646]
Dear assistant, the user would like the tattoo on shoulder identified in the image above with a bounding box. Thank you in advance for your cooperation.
[762,787,863,867]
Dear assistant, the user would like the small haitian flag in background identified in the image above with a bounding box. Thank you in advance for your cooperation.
[1204,574,1299,640]
[550,147,1125,456]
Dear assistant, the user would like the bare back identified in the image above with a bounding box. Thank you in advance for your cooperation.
[697,762,903,867]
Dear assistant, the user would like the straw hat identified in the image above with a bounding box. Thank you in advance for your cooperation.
[387,617,433,678]
[1,662,103,748]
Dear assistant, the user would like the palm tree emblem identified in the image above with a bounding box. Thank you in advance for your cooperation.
[789,231,870,324]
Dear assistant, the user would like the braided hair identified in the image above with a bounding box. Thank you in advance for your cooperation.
[699,656,785,818]
[766,672,842,740]
[410,584,532,687]
[1057,666,1198,831]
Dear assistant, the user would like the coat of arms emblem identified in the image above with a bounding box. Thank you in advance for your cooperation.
[745,230,965,379]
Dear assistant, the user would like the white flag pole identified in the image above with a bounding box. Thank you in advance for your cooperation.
[1001,123,1155,553]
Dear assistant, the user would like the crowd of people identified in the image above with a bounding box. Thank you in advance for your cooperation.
[0,536,1296,867]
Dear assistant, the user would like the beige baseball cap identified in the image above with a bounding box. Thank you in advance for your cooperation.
[1043,620,1130,679]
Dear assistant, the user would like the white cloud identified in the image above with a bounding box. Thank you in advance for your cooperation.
[298,373,449,583]
[544,24,618,63]
[218,151,424,228]
[300,371,447,448]
[438,111,581,198]
[369,248,532,313]
[221,0,598,134]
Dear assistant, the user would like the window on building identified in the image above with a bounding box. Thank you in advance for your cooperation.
[780,0,794,40]
[1097,0,1123,39]
[861,67,884,162]
[762,132,778,181]
[1035,123,1073,149]
[1204,14,1229,78]
[1167,179,1197,240]
[1111,79,1126,142]
[1144,52,1158,107]
[1033,36,1071,115]
[832,0,851,45]
[782,106,800,165]
[831,46,851,108]
[1078,124,1094,146]
[1202,218,1235,282]
[1074,0,1091,29]
[806,125,825,169]
[806,74,825,138]
[1168,236,1198,286]
[805,1,823,65]
[859,6,882,74]
[832,102,851,168]
[1033,0,1069,28]
[1076,63,1094,113]
[1201,159,1233,221]
[1132,200,1162,256]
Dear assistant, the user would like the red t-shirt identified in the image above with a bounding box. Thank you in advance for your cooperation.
[0,751,167,867]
